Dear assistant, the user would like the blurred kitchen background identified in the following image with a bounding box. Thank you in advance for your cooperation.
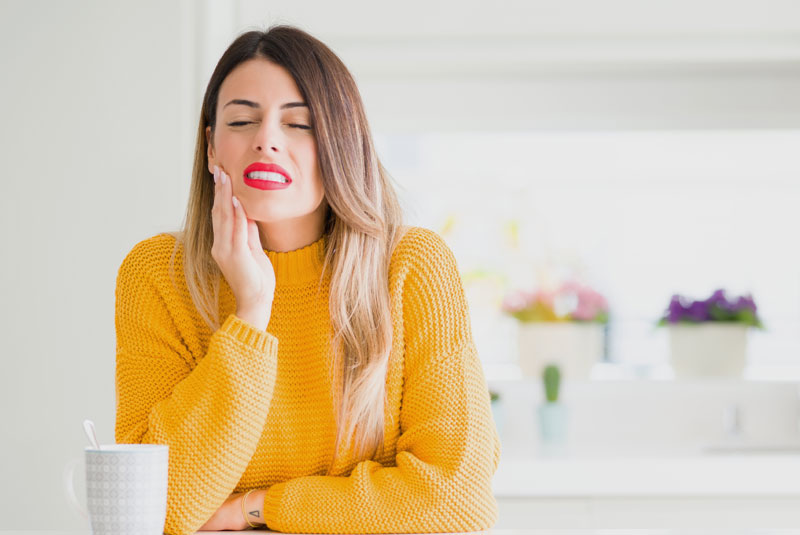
[2,0,800,530]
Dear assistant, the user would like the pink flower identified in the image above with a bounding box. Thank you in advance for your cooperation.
[500,290,530,313]
[535,289,556,308]
[557,281,609,321]
[572,286,608,321]
[501,282,608,323]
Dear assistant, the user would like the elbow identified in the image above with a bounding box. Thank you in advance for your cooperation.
[425,474,498,532]
[446,486,498,531]
[432,435,501,531]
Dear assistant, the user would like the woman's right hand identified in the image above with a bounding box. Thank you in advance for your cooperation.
[211,165,275,330]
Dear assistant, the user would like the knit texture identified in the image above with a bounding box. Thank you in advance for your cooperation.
[114,225,501,534]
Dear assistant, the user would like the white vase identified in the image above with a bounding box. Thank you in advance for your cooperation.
[537,402,569,456]
[537,402,568,442]
[668,323,748,378]
[517,322,604,380]
[490,399,504,441]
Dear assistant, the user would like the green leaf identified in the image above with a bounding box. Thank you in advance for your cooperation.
[737,308,757,327]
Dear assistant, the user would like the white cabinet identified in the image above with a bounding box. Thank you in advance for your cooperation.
[493,456,800,529]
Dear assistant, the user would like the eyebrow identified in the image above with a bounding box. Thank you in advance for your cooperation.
[222,99,308,110]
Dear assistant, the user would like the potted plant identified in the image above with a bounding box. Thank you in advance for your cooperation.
[538,364,568,449]
[658,289,763,378]
[502,280,608,380]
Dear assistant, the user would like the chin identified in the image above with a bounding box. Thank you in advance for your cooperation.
[249,211,297,223]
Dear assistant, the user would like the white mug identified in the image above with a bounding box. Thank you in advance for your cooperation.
[63,444,168,535]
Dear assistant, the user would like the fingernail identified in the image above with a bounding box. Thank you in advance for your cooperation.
[221,172,227,185]
[232,196,239,208]
[213,168,218,184]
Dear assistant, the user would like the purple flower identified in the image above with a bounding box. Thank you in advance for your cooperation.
[660,288,762,327]
[734,294,757,313]
[706,289,728,308]
[667,295,685,323]
[686,301,710,322]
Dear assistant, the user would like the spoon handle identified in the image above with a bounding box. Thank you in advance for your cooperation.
[83,419,101,450]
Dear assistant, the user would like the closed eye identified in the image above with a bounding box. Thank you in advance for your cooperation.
[227,121,311,130]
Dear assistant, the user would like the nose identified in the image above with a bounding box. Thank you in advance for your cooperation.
[253,118,283,154]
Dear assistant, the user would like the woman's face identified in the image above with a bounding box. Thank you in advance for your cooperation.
[206,58,325,225]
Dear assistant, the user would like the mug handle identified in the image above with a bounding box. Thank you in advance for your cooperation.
[63,457,88,521]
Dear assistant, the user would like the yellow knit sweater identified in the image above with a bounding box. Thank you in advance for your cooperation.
[114,225,500,535]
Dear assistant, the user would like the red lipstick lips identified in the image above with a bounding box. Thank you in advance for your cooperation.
[243,162,292,190]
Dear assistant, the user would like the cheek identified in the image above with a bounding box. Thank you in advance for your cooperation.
[216,136,237,156]
[298,142,318,168]
[295,143,321,179]
[214,131,246,160]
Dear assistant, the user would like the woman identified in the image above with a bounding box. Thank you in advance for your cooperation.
[114,25,500,535]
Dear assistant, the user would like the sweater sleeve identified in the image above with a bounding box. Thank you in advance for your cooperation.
[113,237,279,535]
[261,228,502,533]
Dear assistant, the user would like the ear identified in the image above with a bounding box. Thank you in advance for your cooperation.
[206,126,216,173]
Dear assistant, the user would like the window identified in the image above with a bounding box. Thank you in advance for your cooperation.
[376,130,800,379]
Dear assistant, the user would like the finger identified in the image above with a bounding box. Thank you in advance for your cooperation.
[218,168,233,250]
[210,165,221,239]
[231,194,248,250]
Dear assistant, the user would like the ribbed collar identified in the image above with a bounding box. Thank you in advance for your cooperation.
[263,234,328,285]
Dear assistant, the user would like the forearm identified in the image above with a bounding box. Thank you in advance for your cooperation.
[236,304,271,332]
[243,489,268,527]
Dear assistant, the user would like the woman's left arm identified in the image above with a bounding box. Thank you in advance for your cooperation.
[259,229,502,534]
[197,490,266,531]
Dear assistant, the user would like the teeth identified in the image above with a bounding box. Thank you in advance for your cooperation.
[246,171,288,183]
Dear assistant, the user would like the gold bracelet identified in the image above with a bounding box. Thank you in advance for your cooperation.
[241,489,259,528]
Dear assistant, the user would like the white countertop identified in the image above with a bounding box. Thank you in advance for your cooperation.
[492,454,800,497]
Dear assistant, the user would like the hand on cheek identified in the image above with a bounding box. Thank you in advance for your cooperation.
[210,165,276,329]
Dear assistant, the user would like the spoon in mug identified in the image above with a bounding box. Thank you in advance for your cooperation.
[83,419,101,450]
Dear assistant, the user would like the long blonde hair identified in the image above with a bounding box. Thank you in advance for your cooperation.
[167,25,406,471]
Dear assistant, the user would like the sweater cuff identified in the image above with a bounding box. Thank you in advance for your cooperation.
[220,313,278,354]
[262,481,286,530]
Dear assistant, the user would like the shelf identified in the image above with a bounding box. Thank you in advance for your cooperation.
[484,362,800,383]
[492,454,800,497]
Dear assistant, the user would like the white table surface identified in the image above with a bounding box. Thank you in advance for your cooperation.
[493,454,800,496]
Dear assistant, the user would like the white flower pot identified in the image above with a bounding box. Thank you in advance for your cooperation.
[668,323,748,378]
[490,399,504,441]
[537,402,570,457]
[537,402,568,443]
[517,322,604,380]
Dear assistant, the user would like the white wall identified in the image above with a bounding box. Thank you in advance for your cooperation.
[2,0,800,530]
[0,0,194,529]
[235,0,800,131]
